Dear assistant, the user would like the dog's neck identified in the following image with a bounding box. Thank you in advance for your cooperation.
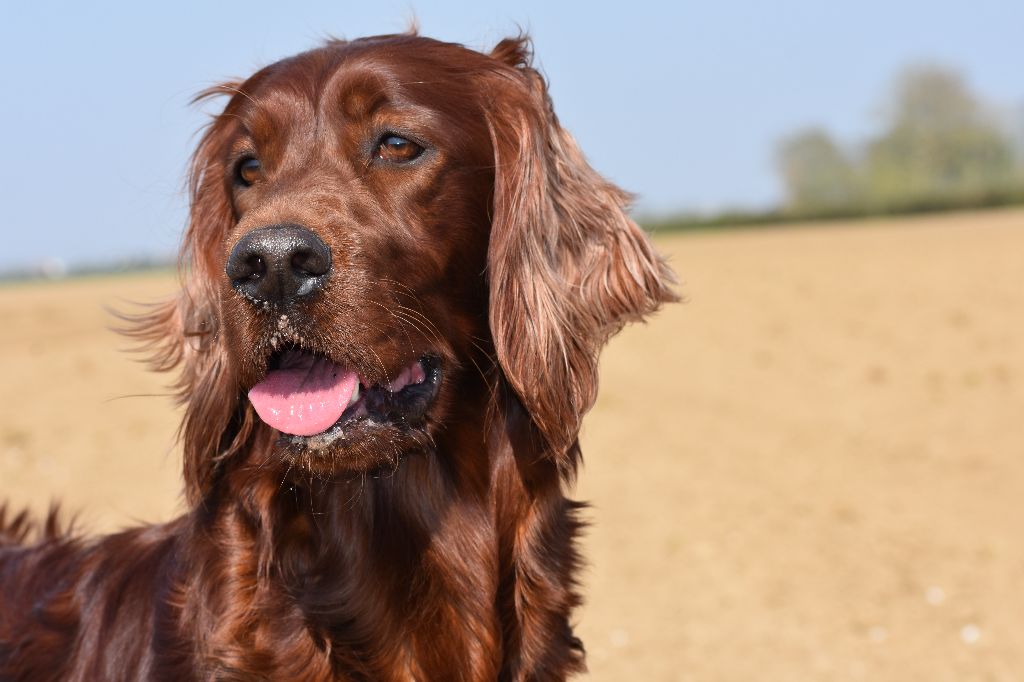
[187,397,585,680]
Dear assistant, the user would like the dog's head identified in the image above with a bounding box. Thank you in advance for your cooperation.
[130,34,676,501]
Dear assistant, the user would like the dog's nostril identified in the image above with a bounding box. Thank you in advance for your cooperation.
[291,249,329,277]
[245,255,266,280]
[226,253,265,287]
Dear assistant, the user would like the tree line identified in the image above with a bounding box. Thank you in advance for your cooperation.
[777,66,1024,216]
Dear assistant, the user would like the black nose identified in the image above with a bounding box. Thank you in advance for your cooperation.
[226,224,331,306]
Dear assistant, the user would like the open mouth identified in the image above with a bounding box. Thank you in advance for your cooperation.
[247,347,442,448]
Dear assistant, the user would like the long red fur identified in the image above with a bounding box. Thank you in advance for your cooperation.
[0,33,676,681]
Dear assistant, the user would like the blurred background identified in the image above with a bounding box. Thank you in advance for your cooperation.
[1,2,1022,680]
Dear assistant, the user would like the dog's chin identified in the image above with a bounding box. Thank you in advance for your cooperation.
[248,347,444,476]
[276,417,438,476]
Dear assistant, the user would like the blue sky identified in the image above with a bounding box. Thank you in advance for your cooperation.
[2,0,1021,269]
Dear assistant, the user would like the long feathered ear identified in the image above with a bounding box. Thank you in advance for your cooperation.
[120,84,253,503]
[486,39,678,470]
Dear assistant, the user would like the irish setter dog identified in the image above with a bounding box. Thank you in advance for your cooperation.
[0,33,675,680]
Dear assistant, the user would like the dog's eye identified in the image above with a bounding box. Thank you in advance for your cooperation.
[236,156,262,186]
[376,135,423,164]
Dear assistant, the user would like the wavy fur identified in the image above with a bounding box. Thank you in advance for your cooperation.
[1,33,675,681]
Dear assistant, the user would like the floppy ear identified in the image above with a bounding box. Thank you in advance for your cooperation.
[120,85,258,503]
[486,39,678,469]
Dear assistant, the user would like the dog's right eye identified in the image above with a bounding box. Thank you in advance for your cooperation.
[376,135,424,164]
[235,156,262,186]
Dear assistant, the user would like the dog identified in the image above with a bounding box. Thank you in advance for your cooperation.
[0,33,676,681]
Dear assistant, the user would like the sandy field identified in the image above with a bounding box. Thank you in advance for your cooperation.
[2,208,1022,680]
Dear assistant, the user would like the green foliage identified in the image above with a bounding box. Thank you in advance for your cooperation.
[777,128,860,211]
[776,65,1022,216]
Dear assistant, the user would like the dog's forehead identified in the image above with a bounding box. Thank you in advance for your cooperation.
[224,37,498,161]
[237,37,490,121]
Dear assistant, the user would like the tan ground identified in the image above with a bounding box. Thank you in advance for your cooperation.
[2,208,1022,680]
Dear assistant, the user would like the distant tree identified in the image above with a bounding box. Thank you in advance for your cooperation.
[776,128,859,212]
[1014,104,1024,162]
[863,66,1017,209]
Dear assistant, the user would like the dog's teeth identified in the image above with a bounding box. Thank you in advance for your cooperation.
[349,383,360,405]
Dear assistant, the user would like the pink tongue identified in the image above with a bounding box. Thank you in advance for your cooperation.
[248,352,358,436]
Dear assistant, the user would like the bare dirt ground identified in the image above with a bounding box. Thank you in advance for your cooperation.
[2,208,1022,680]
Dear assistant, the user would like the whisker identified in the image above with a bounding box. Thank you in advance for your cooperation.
[278,461,295,492]
[391,310,444,349]
[102,393,175,403]
[372,292,444,348]
[364,346,390,385]
[368,300,419,358]
[391,304,444,343]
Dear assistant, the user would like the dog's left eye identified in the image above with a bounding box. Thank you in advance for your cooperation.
[376,135,423,164]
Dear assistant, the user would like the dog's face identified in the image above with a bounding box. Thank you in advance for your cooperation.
[205,39,500,471]
[153,34,675,495]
